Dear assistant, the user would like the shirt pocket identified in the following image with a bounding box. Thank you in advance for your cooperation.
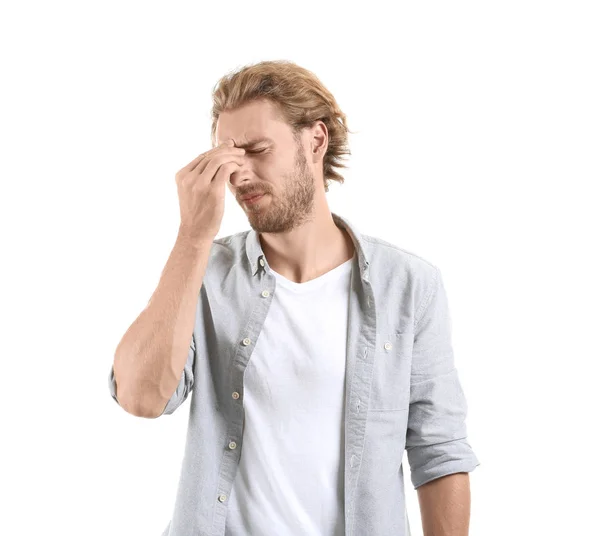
[368,329,414,411]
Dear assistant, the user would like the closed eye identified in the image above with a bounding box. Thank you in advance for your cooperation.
[246,148,266,154]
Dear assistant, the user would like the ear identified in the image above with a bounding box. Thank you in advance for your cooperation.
[310,121,328,161]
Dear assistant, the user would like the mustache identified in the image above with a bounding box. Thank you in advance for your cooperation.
[239,189,269,198]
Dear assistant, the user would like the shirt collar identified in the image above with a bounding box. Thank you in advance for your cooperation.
[244,212,371,281]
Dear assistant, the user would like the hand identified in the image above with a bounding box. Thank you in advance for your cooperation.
[175,139,245,244]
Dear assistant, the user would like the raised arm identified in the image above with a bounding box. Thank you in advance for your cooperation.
[109,140,245,417]
[110,234,211,417]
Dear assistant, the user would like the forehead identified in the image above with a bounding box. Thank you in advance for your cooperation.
[215,99,291,146]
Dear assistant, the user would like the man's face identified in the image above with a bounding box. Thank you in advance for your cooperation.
[216,99,317,234]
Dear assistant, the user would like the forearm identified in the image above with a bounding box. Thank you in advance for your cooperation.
[417,472,471,536]
[112,232,212,416]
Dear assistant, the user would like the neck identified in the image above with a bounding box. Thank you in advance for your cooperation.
[259,197,355,284]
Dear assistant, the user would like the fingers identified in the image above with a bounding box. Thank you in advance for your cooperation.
[212,161,242,185]
[179,139,241,175]
[190,141,235,173]
[194,147,245,177]
[197,152,245,183]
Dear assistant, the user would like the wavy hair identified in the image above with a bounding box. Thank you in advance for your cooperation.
[210,60,354,192]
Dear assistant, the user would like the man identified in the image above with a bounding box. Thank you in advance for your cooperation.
[109,60,480,536]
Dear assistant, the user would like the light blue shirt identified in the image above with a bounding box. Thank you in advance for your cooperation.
[109,212,480,535]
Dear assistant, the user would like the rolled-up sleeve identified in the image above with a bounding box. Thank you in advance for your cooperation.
[406,265,480,489]
[108,332,196,417]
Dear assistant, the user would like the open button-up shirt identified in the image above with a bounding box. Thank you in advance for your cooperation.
[109,212,480,535]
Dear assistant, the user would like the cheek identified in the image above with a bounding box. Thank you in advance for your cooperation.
[255,160,281,182]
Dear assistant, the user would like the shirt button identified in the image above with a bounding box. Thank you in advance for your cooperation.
[232,392,240,400]
[261,290,270,298]
[259,258,265,267]
[218,494,227,503]
[228,441,237,450]
[242,338,251,346]
[384,342,392,350]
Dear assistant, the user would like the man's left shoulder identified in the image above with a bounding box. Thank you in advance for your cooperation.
[362,234,438,280]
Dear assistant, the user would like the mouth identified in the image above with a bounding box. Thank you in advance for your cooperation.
[241,193,265,205]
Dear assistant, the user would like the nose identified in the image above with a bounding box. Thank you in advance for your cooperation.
[228,155,252,188]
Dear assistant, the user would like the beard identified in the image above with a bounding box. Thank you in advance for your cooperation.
[245,142,316,234]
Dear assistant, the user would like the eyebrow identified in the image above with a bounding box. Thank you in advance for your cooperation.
[232,137,274,150]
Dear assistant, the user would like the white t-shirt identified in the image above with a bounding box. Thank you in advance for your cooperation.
[225,254,355,535]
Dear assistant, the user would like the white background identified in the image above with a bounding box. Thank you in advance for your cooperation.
[1,1,598,534]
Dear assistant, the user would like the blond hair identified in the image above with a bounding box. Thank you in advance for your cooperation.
[210,60,354,192]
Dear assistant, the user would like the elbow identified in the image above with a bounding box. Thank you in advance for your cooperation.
[118,395,165,419]
[119,389,167,419]
[110,362,185,418]
[114,380,166,418]
[111,363,167,418]
[126,402,164,419]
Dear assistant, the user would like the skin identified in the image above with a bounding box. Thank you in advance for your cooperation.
[215,98,355,283]
[417,473,471,536]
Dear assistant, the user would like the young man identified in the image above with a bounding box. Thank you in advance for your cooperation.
[109,60,480,536]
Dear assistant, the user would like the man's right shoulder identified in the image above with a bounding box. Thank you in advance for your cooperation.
[212,229,249,248]
[207,229,251,266]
